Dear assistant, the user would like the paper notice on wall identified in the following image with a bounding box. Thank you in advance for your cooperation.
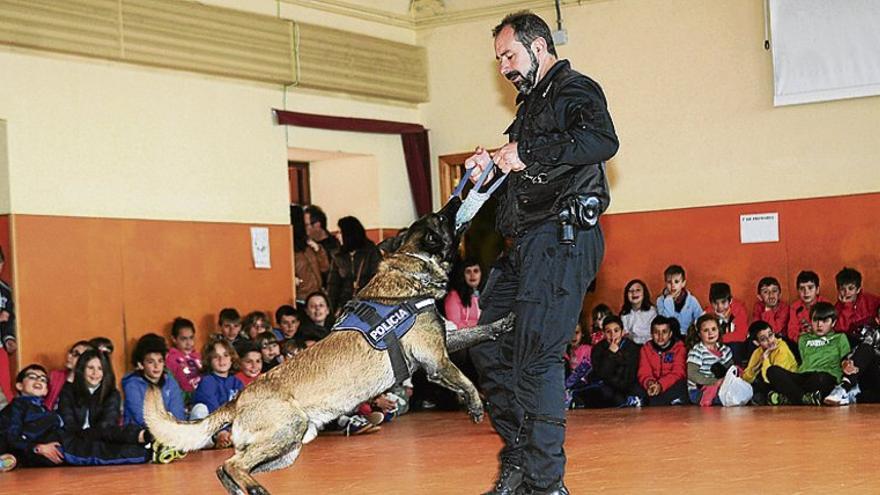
[250,227,271,269]
[740,213,779,244]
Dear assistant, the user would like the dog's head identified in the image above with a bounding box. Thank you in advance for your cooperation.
[392,196,467,268]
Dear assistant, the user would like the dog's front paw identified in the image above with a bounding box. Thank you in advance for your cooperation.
[491,313,516,339]
[468,406,484,424]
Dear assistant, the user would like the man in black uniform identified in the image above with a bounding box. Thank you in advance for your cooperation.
[466,11,619,495]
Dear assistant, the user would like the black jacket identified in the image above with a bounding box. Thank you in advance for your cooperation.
[57,382,134,443]
[497,60,619,237]
[591,338,640,393]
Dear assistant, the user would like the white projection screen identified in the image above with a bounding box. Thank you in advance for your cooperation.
[769,0,880,106]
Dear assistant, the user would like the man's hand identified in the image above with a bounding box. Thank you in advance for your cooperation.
[214,430,232,449]
[35,442,64,464]
[842,359,859,375]
[306,239,320,252]
[464,147,495,184]
[491,142,527,174]
[646,381,661,397]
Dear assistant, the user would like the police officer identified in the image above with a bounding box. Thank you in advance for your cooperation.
[466,11,619,495]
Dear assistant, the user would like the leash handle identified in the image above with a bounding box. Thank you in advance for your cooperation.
[450,160,509,200]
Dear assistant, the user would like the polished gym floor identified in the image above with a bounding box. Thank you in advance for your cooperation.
[4,406,879,494]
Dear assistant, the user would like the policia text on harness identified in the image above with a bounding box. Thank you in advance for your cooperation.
[332,298,437,385]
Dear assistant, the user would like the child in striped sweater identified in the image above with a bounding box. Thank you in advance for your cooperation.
[687,314,734,406]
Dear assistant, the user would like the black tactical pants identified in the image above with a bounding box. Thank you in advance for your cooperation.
[470,221,603,489]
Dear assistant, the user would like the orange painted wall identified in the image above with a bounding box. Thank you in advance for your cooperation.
[585,193,880,320]
[12,215,294,378]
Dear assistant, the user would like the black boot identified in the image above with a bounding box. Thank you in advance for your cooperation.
[482,463,524,495]
[522,481,569,495]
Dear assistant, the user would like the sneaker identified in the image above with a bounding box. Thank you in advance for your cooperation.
[768,391,789,406]
[847,384,861,404]
[619,395,642,408]
[151,441,186,464]
[0,454,16,472]
[823,385,850,406]
[801,391,822,406]
[340,415,376,436]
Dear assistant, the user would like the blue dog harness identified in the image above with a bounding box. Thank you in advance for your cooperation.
[332,298,437,384]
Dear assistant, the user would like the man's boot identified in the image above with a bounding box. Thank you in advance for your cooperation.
[521,481,569,495]
[482,462,524,495]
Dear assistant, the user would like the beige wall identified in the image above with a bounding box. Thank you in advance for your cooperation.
[0,50,289,224]
[0,120,8,215]
[419,0,880,213]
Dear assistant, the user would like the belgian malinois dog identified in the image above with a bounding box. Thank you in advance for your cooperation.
[144,198,509,495]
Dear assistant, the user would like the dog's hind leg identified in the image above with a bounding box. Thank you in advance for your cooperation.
[446,312,515,353]
[424,356,484,423]
[217,403,309,495]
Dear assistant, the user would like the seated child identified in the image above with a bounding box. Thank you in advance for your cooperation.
[752,277,790,335]
[0,247,16,402]
[45,340,93,410]
[787,271,827,351]
[656,264,704,336]
[637,316,687,406]
[589,304,614,345]
[834,267,880,341]
[824,305,880,406]
[620,279,657,345]
[564,324,593,408]
[58,349,158,465]
[255,331,284,373]
[165,317,202,401]
[2,365,64,467]
[234,311,271,357]
[217,308,242,344]
[584,316,641,408]
[686,314,734,406]
[742,321,797,405]
[705,282,750,365]
[274,304,302,342]
[122,334,186,427]
[767,302,849,405]
[191,339,243,448]
[234,342,263,387]
[88,337,114,356]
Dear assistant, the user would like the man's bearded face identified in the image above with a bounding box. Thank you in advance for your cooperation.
[505,46,540,95]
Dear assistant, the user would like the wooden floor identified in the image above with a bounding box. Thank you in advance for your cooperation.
[4,406,880,494]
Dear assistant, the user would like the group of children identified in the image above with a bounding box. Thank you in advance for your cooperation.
[0,298,413,472]
[566,265,880,409]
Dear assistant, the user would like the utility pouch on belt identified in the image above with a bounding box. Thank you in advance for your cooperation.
[557,194,601,244]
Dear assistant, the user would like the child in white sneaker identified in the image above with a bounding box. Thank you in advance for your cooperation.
[825,305,880,405]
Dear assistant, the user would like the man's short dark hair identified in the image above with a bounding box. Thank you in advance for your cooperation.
[811,301,837,321]
[304,205,328,231]
[709,282,732,303]
[492,11,558,57]
[836,267,862,289]
[796,270,820,287]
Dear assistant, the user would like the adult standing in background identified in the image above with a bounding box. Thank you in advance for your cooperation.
[326,216,381,314]
[466,11,618,495]
[291,204,329,304]
[304,204,340,285]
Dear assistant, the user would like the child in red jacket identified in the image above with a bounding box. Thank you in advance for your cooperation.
[705,282,750,366]
[787,271,828,350]
[752,277,790,335]
[835,267,880,342]
[638,316,687,406]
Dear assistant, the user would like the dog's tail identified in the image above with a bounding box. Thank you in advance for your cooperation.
[144,385,236,452]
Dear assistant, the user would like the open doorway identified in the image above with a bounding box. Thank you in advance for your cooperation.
[288,161,311,205]
[438,152,504,269]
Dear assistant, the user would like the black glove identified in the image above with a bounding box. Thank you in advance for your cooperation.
[710,362,728,379]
